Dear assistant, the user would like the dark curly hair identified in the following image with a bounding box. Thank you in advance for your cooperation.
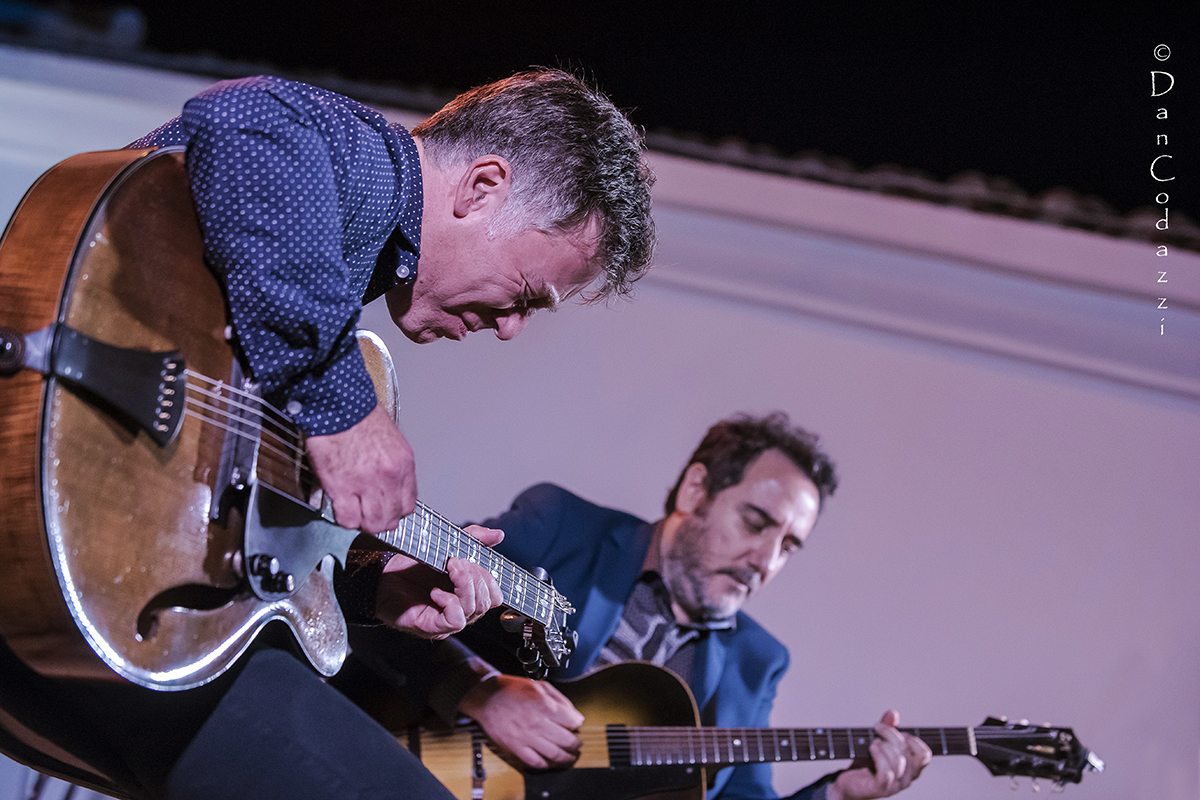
[664,412,839,515]
[413,68,655,299]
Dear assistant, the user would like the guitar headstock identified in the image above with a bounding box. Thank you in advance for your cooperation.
[538,587,577,669]
[500,577,577,678]
[973,717,1104,786]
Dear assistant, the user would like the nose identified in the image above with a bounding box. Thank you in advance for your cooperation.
[748,539,783,577]
[493,310,530,341]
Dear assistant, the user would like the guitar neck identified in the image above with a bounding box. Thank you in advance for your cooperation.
[615,725,976,768]
[375,501,568,627]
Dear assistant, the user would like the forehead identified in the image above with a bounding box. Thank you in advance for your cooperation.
[719,449,820,521]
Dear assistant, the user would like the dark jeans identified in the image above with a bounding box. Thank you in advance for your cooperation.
[3,634,456,800]
[164,647,455,800]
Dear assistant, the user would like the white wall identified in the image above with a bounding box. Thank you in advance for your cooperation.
[2,44,1197,800]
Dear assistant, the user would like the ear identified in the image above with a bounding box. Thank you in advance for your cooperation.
[452,155,512,219]
[674,462,710,515]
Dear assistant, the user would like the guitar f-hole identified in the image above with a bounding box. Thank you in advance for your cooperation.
[135,584,241,641]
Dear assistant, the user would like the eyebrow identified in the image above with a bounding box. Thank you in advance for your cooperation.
[741,503,777,528]
[742,503,804,548]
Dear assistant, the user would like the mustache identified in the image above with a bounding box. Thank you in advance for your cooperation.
[718,567,762,590]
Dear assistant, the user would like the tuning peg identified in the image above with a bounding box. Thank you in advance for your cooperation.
[1010,776,1020,791]
[1019,719,1029,726]
[516,643,539,665]
[1031,777,1040,792]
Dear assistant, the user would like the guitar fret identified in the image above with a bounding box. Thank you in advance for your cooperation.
[853,728,871,758]
[436,515,448,567]
[607,721,1081,788]
[380,503,562,628]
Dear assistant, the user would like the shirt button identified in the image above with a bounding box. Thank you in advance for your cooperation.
[286,400,303,417]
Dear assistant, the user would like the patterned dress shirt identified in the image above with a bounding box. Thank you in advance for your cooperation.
[130,75,423,435]
[594,571,735,687]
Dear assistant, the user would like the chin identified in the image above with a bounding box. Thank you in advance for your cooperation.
[694,596,742,622]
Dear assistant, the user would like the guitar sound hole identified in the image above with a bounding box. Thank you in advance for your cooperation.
[136,584,241,641]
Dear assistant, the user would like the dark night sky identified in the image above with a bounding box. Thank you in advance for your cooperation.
[119,1,1197,216]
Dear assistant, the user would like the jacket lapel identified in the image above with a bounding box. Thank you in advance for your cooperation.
[561,520,655,679]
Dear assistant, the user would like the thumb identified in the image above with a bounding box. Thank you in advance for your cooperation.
[464,524,505,546]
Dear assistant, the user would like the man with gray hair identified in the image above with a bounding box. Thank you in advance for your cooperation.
[132,67,654,544]
[9,67,654,800]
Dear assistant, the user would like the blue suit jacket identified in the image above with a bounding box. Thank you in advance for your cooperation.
[480,483,833,800]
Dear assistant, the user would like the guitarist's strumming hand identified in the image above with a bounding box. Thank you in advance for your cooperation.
[374,525,506,638]
[458,674,584,771]
[306,403,417,534]
[827,710,932,800]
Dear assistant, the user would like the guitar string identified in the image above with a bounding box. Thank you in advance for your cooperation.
[417,726,982,764]
[390,504,563,616]
[421,723,1018,747]
[608,726,978,761]
[180,371,564,615]
[180,398,560,620]
[398,500,567,612]
[183,371,309,465]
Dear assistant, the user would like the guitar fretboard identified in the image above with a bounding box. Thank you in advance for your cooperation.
[610,726,978,768]
[376,501,570,626]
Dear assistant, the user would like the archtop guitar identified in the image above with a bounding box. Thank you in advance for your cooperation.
[0,146,574,691]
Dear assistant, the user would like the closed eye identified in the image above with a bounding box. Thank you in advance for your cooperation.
[740,505,772,534]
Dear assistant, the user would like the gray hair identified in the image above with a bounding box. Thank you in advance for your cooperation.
[413,68,655,298]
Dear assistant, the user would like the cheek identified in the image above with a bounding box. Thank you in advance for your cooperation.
[762,555,790,584]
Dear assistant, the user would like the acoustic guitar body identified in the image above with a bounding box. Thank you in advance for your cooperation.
[0,148,347,690]
[412,663,707,800]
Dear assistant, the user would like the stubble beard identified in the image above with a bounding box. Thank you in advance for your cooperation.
[662,514,738,624]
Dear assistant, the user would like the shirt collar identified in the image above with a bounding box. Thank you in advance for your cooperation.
[364,123,423,301]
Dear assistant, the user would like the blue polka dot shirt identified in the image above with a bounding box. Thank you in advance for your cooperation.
[130,76,423,436]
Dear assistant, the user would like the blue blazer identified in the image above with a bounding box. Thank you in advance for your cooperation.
[480,484,832,800]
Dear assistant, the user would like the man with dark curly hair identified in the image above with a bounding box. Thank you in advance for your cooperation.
[426,413,931,800]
